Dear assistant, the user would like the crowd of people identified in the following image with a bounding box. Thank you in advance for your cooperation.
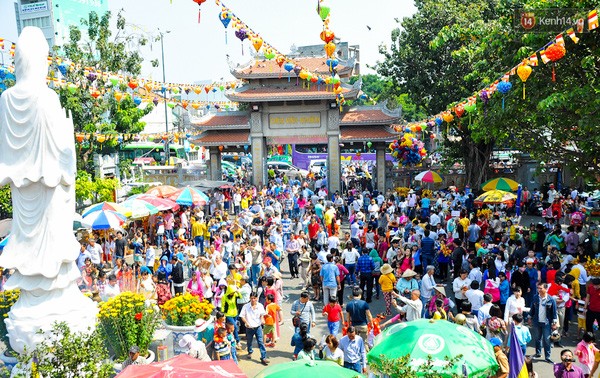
[65,177,600,377]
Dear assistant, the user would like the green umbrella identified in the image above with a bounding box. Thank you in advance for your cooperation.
[368,319,498,378]
[253,360,363,378]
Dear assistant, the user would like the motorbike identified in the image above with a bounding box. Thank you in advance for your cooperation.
[528,199,544,216]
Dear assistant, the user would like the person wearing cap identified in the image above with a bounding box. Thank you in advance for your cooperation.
[179,333,211,361]
[379,264,397,316]
[547,184,558,208]
[490,337,509,378]
[122,345,143,369]
[396,269,419,299]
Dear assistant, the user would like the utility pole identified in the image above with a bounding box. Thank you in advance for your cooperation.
[158,29,170,165]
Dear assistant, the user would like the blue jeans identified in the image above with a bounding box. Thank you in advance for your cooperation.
[345,264,357,286]
[534,323,552,359]
[421,255,435,270]
[165,229,175,240]
[246,326,267,360]
[194,236,204,256]
[250,264,261,287]
[344,361,362,373]
[226,316,240,343]
[327,320,340,336]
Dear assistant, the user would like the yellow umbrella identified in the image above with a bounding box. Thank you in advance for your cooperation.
[474,190,517,205]
[481,177,519,192]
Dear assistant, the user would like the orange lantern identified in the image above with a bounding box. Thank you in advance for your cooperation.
[76,134,84,143]
[193,86,202,95]
[324,42,336,58]
[96,134,106,144]
[320,29,335,43]
[275,55,285,68]
[251,36,263,52]
[191,102,200,110]
[181,100,189,109]
[128,80,138,90]
[454,103,465,118]
[218,145,224,152]
[442,112,454,123]
[545,43,566,82]
[114,92,123,102]
[90,90,101,99]
[162,134,168,141]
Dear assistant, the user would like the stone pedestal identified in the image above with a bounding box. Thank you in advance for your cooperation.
[209,148,222,181]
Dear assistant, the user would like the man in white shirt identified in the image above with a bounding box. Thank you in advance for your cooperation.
[429,212,441,227]
[394,289,422,321]
[465,281,484,314]
[477,293,494,324]
[86,239,102,266]
[420,266,437,315]
[145,245,156,273]
[240,293,269,365]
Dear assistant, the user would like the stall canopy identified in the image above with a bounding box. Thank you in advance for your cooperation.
[117,355,247,378]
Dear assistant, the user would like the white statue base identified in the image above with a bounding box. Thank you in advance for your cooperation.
[5,285,97,354]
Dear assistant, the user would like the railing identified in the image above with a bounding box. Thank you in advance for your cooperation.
[141,164,208,186]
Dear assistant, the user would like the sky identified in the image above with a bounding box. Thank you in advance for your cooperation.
[0,0,417,84]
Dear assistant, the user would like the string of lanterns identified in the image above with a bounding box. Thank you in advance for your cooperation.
[396,8,598,140]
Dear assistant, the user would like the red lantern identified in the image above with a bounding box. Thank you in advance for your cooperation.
[454,104,465,118]
[545,43,566,82]
[127,80,138,90]
[76,134,84,143]
[192,0,206,23]
[162,134,168,141]
[320,29,335,43]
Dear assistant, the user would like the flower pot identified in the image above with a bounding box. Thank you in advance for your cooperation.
[0,350,18,371]
[163,323,197,356]
[142,349,155,364]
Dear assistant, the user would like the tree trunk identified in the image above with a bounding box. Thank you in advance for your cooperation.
[461,138,494,189]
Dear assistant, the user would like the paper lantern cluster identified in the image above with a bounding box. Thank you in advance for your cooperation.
[388,133,427,166]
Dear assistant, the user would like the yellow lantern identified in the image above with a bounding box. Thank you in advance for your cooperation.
[517,62,532,99]
[442,112,454,123]
[252,36,263,52]
[96,134,106,144]
[324,42,336,58]
[114,92,123,102]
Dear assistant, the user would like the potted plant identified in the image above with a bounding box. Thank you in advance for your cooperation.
[11,322,114,378]
[0,289,20,370]
[160,293,214,354]
[97,292,161,364]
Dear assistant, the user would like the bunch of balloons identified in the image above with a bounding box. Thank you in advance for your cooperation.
[389,133,427,166]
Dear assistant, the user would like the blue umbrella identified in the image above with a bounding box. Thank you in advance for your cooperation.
[515,184,522,216]
[0,235,9,250]
[167,186,209,206]
[82,210,127,230]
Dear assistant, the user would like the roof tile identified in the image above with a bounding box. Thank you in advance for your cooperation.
[234,56,352,78]
[340,109,399,125]
[341,125,397,142]
[193,114,250,128]
[193,130,250,146]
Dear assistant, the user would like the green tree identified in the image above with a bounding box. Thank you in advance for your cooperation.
[376,0,507,187]
[54,10,153,173]
[75,170,119,205]
[370,354,464,378]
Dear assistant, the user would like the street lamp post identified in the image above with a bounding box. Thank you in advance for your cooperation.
[158,29,170,165]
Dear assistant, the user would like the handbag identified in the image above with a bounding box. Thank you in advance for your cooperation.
[292,301,307,328]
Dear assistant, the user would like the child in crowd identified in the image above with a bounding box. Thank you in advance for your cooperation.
[512,313,531,356]
[264,294,282,347]
[225,321,238,363]
[322,296,343,336]
[213,327,232,360]
[575,332,599,376]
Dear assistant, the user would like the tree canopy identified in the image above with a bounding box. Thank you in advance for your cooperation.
[377,0,600,185]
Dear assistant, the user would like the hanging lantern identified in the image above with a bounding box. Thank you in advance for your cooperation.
[96,134,106,144]
[218,145,224,152]
[128,80,138,90]
[114,92,123,102]
[90,89,101,99]
[264,48,275,60]
[454,103,465,118]
[251,36,263,52]
[497,81,512,110]
[162,134,168,141]
[517,62,532,99]
[545,43,566,82]
[479,89,489,116]
[192,0,206,23]
[152,97,159,106]
[317,1,331,21]
[442,112,454,123]
[320,29,335,43]
[366,141,373,149]
[76,134,84,143]
[324,42,336,57]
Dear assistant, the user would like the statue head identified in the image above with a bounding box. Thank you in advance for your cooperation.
[15,27,49,86]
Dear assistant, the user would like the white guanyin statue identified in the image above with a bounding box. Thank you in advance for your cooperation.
[0,27,97,354]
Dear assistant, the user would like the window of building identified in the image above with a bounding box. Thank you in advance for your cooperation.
[22,16,51,28]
